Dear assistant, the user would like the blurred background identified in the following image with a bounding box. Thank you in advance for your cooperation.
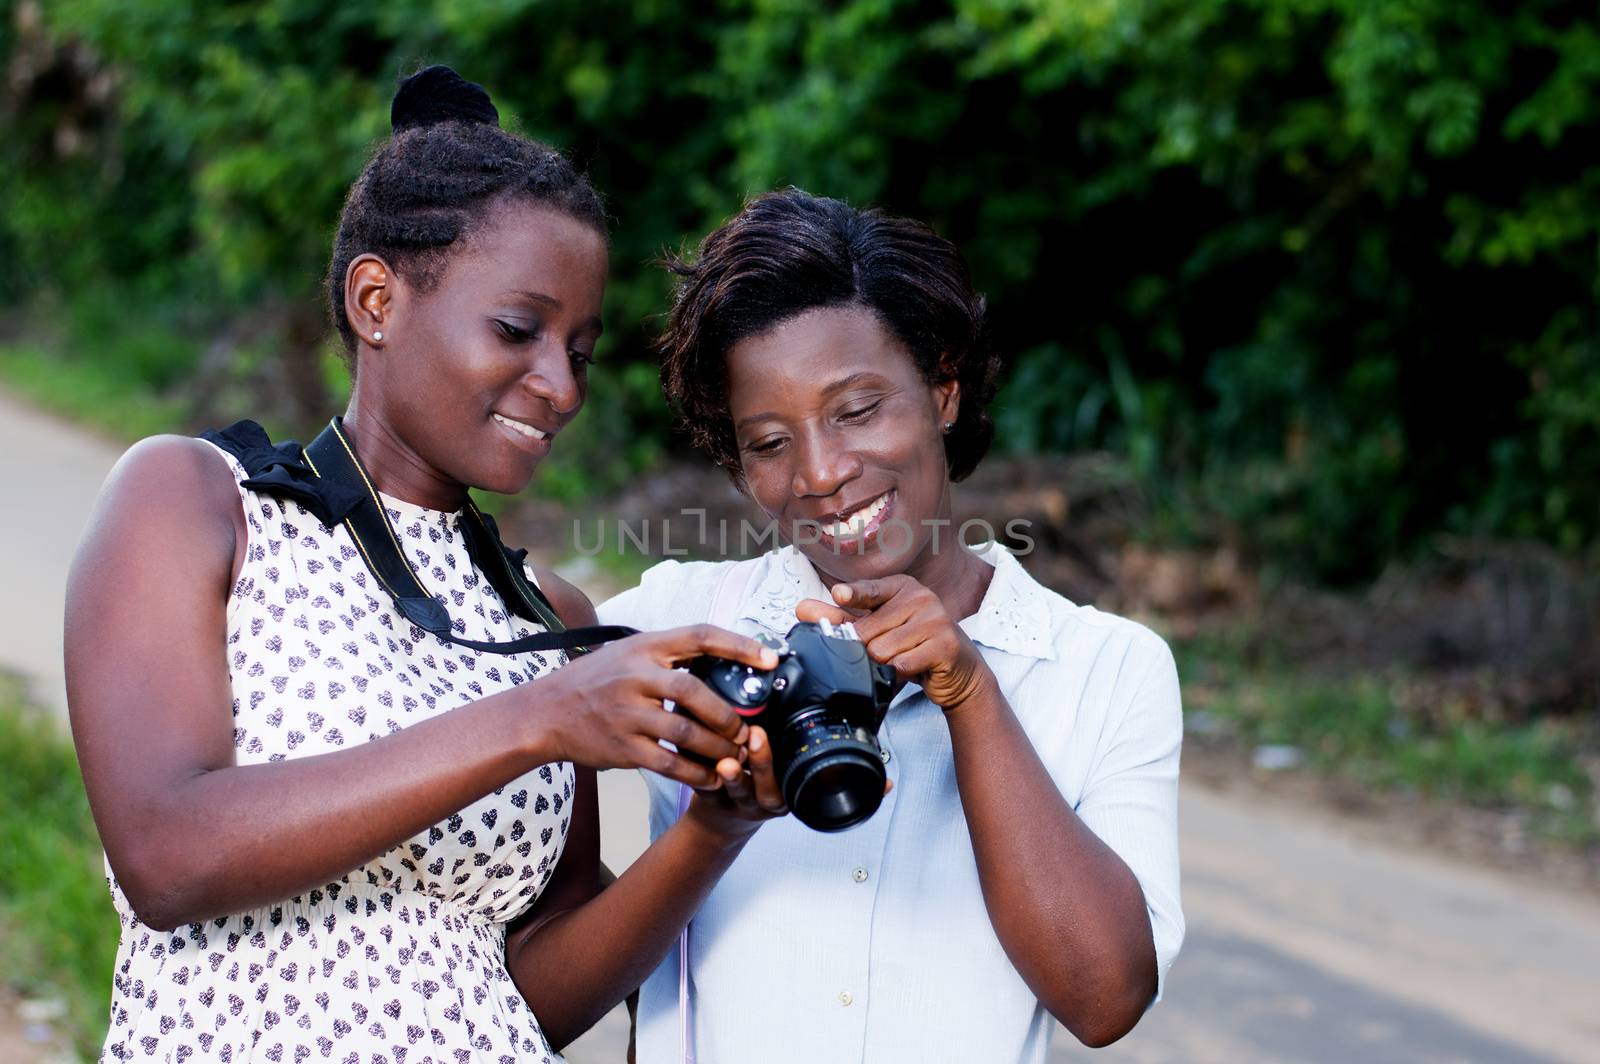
[1,0,1597,1061]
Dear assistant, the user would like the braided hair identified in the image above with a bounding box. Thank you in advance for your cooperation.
[327,65,607,360]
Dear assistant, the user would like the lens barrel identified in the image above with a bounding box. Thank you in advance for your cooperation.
[775,713,886,832]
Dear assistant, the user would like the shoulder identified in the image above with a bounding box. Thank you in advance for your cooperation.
[996,547,1174,687]
[595,557,741,631]
[531,566,599,629]
[71,435,242,602]
[1059,601,1174,675]
[102,434,242,528]
[1048,599,1181,744]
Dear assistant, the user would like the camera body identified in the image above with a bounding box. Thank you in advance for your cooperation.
[690,619,899,832]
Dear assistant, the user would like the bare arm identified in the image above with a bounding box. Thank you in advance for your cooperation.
[801,577,1159,1047]
[943,676,1156,1046]
[504,577,788,1049]
[505,775,764,1049]
[66,437,769,931]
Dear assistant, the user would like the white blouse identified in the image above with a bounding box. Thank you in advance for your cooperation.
[599,542,1184,1064]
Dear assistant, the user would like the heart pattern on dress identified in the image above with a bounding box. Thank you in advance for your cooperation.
[101,444,573,1063]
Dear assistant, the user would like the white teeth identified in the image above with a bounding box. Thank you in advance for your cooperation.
[493,413,548,440]
[824,493,889,537]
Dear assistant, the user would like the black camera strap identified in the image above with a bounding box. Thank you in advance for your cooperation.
[207,416,635,657]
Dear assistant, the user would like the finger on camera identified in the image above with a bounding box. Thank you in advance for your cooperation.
[794,597,857,625]
[831,576,911,610]
[656,623,778,670]
[717,758,754,805]
[664,672,750,742]
[848,605,915,645]
[865,625,924,667]
[627,699,738,759]
[747,727,787,813]
[650,711,743,765]
[880,641,940,684]
[633,739,722,790]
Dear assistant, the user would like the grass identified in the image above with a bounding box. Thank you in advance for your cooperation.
[0,343,187,443]
[0,673,116,1059]
[1176,631,1599,847]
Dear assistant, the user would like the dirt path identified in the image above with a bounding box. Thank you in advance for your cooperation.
[0,388,126,721]
[563,769,1600,1064]
[6,388,1599,1063]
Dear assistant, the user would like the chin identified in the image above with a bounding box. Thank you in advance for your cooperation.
[798,540,916,582]
[476,458,543,497]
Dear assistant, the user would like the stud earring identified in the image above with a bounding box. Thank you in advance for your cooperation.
[372,331,384,342]
[942,421,954,434]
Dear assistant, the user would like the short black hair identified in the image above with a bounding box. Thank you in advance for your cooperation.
[658,188,1002,482]
[327,65,607,360]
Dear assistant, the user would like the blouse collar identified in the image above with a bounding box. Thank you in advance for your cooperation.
[739,542,1058,662]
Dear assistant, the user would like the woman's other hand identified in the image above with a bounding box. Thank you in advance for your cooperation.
[534,625,778,788]
[796,575,993,711]
[682,725,790,841]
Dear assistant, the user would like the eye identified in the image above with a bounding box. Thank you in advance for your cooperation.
[839,399,883,422]
[745,436,786,456]
[494,319,537,343]
[569,349,597,368]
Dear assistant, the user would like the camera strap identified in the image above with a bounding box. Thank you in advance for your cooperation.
[203,417,635,657]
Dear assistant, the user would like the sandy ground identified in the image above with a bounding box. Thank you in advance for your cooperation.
[563,770,1600,1064]
[0,389,128,720]
[4,386,1598,1063]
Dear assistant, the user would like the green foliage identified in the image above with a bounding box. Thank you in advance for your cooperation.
[0,675,118,1057]
[1177,634,1598,846]
[2,0,1598,572]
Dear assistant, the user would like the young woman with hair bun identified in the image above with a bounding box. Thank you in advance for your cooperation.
[66,67,775,1063]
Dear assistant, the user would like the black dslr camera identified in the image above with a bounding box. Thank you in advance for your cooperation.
[691,620,899,832]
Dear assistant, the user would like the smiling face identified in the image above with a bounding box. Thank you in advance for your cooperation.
[350,200,608,503]
[727,303,961,586]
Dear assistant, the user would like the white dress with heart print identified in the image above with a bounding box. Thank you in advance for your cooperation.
[100,442,574,1064]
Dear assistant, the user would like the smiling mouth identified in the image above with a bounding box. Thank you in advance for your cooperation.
[492,412,550,442]
[818,490,894,541]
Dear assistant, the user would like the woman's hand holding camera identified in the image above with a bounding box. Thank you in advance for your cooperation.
[534,625,777,789]
[682,725,790,841]
[797,574,995,712]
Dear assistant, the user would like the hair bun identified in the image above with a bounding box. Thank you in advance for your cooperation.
[391,65,500,133]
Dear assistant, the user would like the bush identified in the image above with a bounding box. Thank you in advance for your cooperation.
[2,0,1597,575]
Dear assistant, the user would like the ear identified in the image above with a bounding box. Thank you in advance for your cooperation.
[932,356,961,431]
[344,254,394,349]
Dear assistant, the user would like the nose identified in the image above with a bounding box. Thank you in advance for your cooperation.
[522,342,584,417]
[790,427,862,500]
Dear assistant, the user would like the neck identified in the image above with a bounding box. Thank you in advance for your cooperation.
[341,394,468,512]
[901,526,992,621]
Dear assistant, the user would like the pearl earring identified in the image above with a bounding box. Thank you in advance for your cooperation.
[373,331,384,342]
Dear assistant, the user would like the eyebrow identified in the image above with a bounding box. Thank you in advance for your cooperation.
[507,289,562,310]
[503,290,603,334]
[733,371,886,432]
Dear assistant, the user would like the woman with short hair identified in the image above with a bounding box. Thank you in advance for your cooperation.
[601,187,1185,1063]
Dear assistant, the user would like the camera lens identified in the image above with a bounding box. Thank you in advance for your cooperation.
[775,716,886,832]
